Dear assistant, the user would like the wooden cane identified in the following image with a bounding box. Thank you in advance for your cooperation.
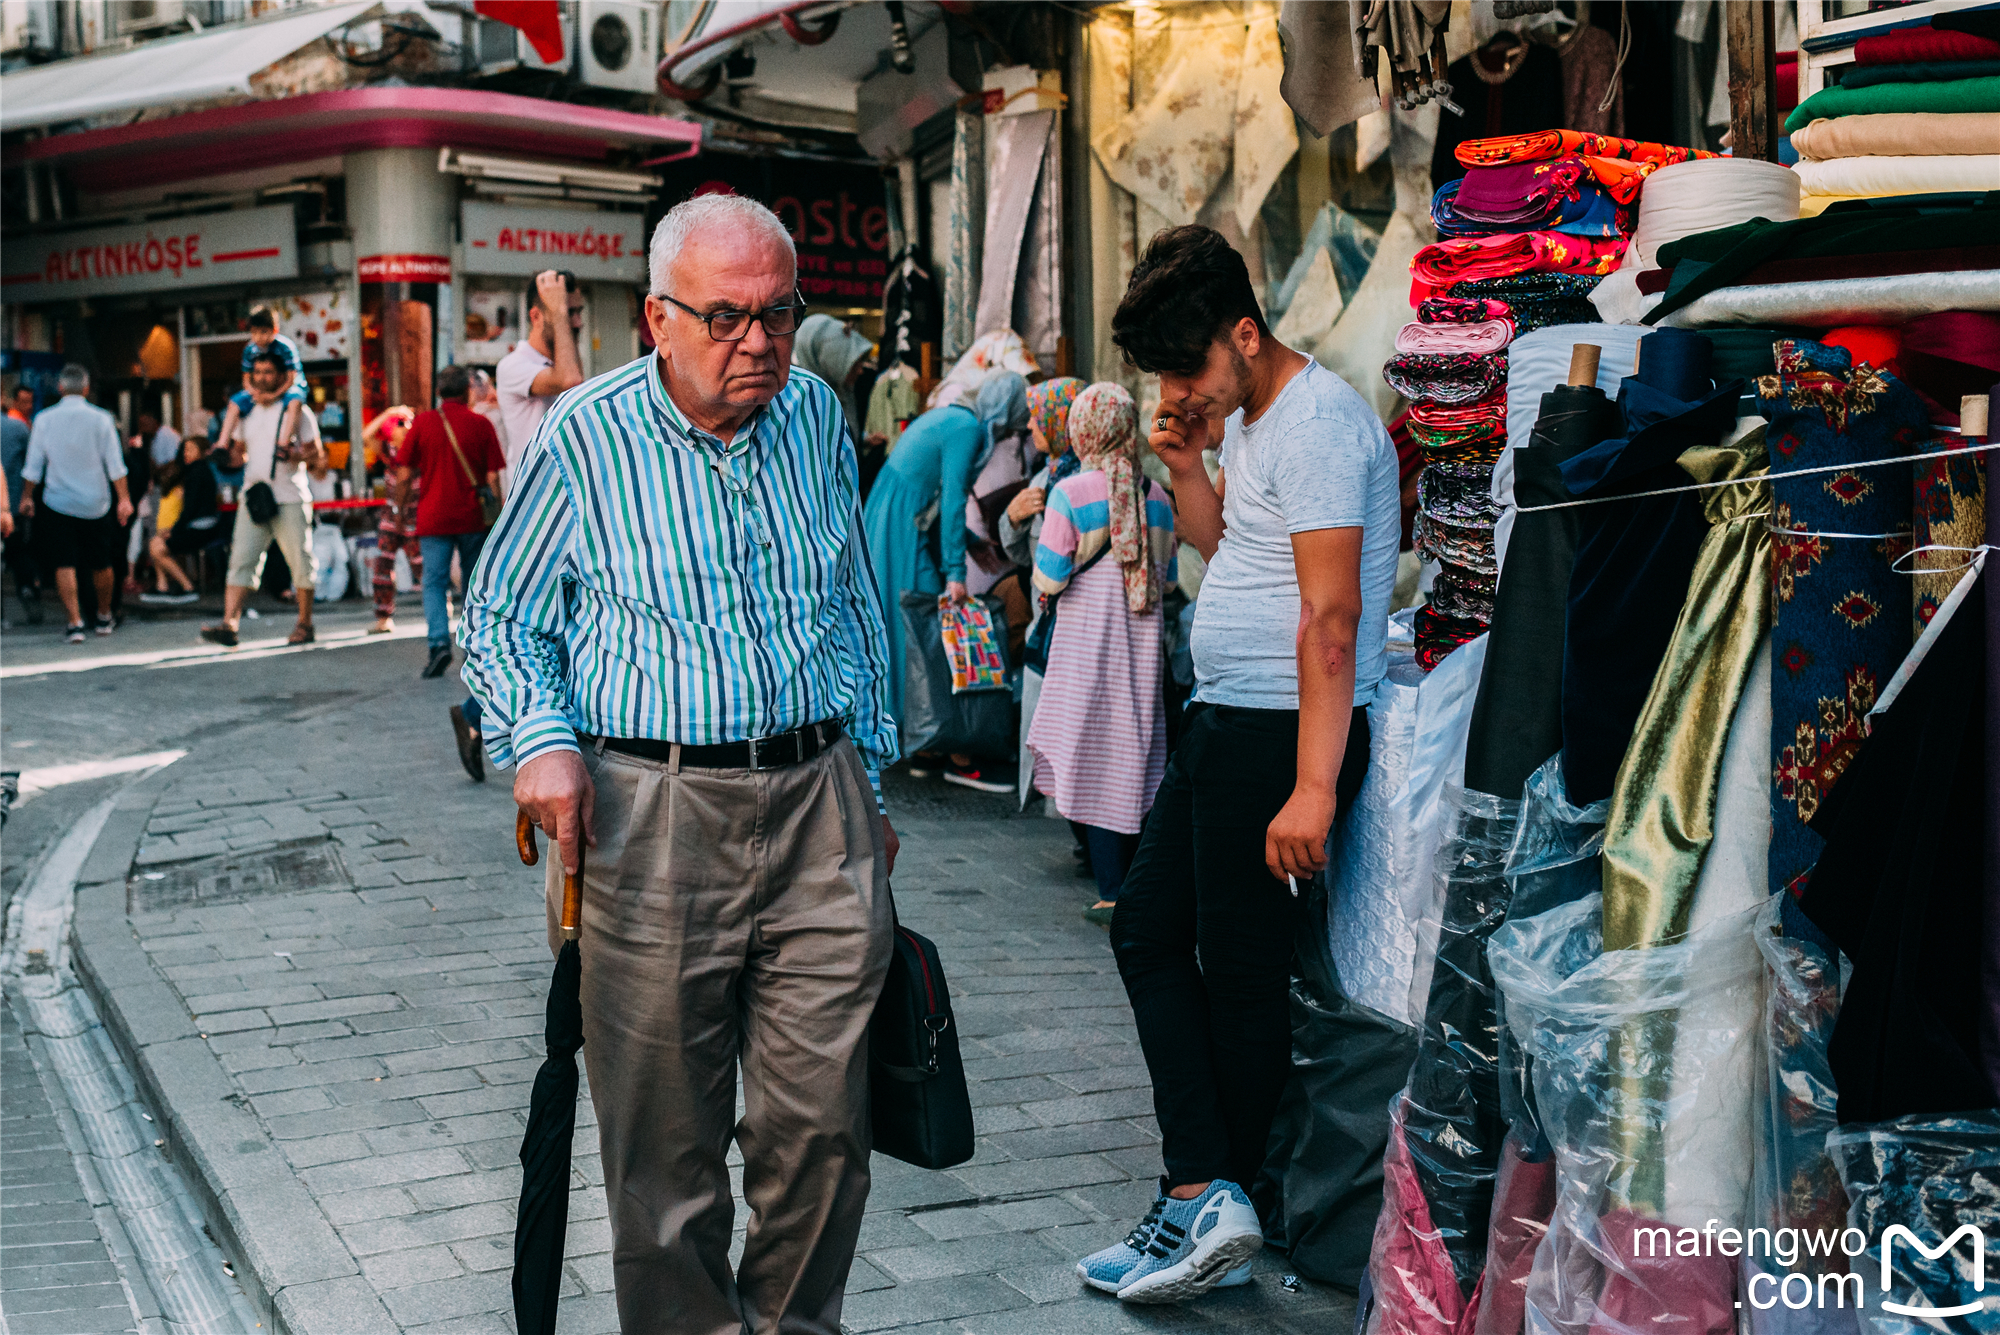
[516,809,586,942]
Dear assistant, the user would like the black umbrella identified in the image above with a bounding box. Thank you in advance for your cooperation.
[512,810,585,1335]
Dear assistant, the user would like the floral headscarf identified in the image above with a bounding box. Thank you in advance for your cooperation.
[1068,382,1158,613]
[1027,377,1086,485]
[928,329,1041,410]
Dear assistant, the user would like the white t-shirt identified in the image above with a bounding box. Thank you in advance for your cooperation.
[495,341,555,472]
[1190,360,1401,710]
[235,400,320,506]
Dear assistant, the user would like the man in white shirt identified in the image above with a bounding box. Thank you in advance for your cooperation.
[19,363,132,643]
[200,350,324,648]
[141,412,183,468]
[495,269,586,469]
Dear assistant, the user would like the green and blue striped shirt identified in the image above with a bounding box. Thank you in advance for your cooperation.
[460,353,899,792]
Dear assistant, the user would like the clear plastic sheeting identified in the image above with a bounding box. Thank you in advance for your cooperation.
[1749,895,1858,1335]
[1829,1111,2000,1334]
[1489,892,1765,1335]
[1333,636,1489,1027]
[1473,1128,1559,1335]
[1367,785,1522,1331]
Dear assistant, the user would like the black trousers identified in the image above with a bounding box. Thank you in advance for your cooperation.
[1111,702,1369,1192]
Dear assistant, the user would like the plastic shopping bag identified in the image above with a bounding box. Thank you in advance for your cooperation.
[899,591,1012,758]
[940,601,1008,693]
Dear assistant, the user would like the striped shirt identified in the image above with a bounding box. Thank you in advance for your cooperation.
[460,353,898,793]
[1030,470,1179,597]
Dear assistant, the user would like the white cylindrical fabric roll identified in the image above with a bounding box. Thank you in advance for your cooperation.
[1657,269,2000,329]
[1491,323,1645,570]
[1589,157,1802,325]
[1793,153,2000,198]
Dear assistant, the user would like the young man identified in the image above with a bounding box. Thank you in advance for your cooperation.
[199,351,324,647]
[140,411,183,468]
[213,308,307,471]
[1078,226,1400,1304]
[495,268,586,474]
[391,364,506,681]
[8,385,35,426]
[19,364,132,643]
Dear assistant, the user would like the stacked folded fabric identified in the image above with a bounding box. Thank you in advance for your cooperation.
[1787,20,2000,216]
[1390,132,1702,671]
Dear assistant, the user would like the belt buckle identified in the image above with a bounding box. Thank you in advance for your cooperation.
[747,732,795,771]
[746,734,766,770]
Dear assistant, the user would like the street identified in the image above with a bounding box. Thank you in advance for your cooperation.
[1,596,1355,1335]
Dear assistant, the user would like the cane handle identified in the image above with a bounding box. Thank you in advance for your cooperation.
[516,810,586,942]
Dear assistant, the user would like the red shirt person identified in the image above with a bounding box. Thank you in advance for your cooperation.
[392,364,508,678]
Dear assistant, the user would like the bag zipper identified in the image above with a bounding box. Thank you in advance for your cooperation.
[900,926,947,1075]
[900,927,937,1014]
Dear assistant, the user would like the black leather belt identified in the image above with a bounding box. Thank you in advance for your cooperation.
[598,720,843,772]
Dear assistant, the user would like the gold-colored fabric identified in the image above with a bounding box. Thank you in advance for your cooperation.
[1597,426,1772,1213]
[1601,428,1773,953]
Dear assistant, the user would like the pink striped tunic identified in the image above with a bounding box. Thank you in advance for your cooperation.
[1025,471,1177,834]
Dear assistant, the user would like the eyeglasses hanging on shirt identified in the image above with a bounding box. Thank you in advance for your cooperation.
[706,452,774,548]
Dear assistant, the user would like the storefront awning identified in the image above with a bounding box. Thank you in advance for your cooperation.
[9,87,702,192]
[0,1,379,133]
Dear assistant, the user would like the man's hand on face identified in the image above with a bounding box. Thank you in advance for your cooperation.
[536,270,570,323]
[1145,398,1212,477]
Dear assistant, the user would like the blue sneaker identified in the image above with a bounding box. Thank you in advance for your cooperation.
[1076,1191,1169,1293]
[1114,1180,1263,1304]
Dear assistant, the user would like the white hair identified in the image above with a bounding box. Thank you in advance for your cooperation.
[648,194,796,299]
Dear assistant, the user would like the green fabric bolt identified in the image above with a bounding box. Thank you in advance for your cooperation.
[1785,74,2000,133]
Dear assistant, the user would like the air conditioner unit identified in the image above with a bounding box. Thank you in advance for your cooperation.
[112,0,184,36]
[579,0,656,94]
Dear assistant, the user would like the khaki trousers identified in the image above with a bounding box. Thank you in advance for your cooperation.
[547,738,890,1335]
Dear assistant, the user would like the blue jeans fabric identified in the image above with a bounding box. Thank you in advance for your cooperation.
[420,531,488,651]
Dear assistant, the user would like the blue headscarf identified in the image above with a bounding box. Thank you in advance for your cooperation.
[971,371,1030,468]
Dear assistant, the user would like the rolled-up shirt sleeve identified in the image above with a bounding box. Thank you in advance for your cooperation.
[460,436,578,769]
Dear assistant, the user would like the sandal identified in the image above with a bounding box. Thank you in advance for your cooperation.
[199,623,239,647]
[288,624,316,645]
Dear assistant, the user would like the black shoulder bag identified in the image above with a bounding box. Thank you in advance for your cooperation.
[1021,541,1111,674]
[243,416,282,525]
[870,901,974,1169]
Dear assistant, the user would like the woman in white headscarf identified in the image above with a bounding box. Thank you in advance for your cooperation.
[862,370,1030,784]
[1024,382,1179,924]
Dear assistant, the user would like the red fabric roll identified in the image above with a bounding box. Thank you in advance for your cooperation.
[1777,52,1800,114]
[1854,25,2000,66]
[1822,325,1904,377]
[1409,232,1628,304]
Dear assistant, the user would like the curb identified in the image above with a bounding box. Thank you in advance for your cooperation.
[68,758,397,1335]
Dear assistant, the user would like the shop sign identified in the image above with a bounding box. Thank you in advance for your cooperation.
[0,205,297,303]
[358,253,452,282]
[460,203,646,282]
[657,157,891,305]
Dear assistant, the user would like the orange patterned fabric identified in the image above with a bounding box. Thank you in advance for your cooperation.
[1409,231,1629,304]
[1454,131,1719,169]
[1578,155,1663,204]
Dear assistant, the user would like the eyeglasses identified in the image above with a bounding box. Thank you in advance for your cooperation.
[659,291,806,343]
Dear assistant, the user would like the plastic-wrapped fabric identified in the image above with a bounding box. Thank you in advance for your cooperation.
[1490,892,1764,1335]
[1396,320,1515,356]
[1471,1129,1558,1335]
[1376,787,1523,1309]
[1657,268,2000,331]
[1747,895,1855,1335]
[1262,877,1421,1290]
[1333,638,1489,1028]
[1829,1112,2000,1331]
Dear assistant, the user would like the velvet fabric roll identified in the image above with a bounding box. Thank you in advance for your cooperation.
[1759,339,1924,905]
[1560,330,1742,806]
[1854,24,2000,65]
[1784,75,2000,134]
[1798,568,1993,1125]
[1395,319,1515,356]
[1901,310,2000,423]
[1383,351,1510,405]
[1410,233,1628,304]
[1840,59,2000,88]
[1463,384,1622,801]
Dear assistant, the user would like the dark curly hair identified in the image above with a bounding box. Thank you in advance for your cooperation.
[1111,225,1269,377]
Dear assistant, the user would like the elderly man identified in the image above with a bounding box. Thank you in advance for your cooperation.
[19,364,131,643]
[461,194,900,1335]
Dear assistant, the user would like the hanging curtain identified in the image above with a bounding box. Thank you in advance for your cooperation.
[945,106,984,361]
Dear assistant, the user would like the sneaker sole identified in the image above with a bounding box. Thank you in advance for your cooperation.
[1076,1264,1125,1295]
[942,773,1014,794]
[1117,1229,1263,1304]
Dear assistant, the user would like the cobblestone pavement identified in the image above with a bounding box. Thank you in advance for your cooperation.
[10,616,1357,1334]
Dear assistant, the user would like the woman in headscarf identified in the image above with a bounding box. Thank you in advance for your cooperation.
[998,377,1086,568]
[862,369,1030,778]
[791,313,875,443]
[1024,382,1179,924]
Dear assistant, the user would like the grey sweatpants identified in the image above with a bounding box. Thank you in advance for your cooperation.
[546,738,891,1335]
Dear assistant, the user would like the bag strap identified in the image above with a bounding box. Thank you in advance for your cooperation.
[438,409,482,491]
[1045,539,1112,608]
